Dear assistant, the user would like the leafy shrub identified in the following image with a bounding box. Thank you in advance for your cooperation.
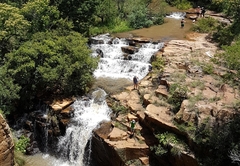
[167,0,192,10]
[191,17,218,33]
[212,40,240,86]
[203,63,214,74]
[152,15,164,25]
[168,83,188,113]
[128,6,153,29]
[15,135,30,153]
[151,132,186,157]
[152,57,165,72]
[212,25,234,46]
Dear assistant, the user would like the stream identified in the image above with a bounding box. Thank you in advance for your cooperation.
[23,12,191,166]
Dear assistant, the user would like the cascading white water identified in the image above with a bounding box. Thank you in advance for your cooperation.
[90,33,164,80]
[52,89,111,166]
[26,30,167,166]
[166,12,186,19]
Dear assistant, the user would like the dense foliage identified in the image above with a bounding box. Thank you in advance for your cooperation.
[1,0,240,165]
[0,0,169,115]
[5,30,98,110]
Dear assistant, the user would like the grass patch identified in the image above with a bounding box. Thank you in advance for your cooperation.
[189,80,205,90]
[170,72,186,83]
[187,93,205,111]
[114,121,128,131]
[203,63,214,75]
[89,18,132,36]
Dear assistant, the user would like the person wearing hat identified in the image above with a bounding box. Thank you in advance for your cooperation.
[130,119,136,135]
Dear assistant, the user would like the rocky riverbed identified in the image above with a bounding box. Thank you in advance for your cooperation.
[90,32,238,166]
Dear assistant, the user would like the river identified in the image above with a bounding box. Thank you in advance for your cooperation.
[23,11,193,166]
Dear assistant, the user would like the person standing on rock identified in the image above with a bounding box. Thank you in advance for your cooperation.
[148,65,153,78]
[133,76,139,90]
[201,7,206,17]
[130,119,136,135]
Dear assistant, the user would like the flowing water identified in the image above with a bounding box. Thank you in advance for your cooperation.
[24,12,189,166]
[114,12,191,41]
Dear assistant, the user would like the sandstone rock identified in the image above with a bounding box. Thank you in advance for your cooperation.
[50,99,74,112]
[127,113,137,121]
[143,94,162,106]
[105,139,149,161]
[0,114,14,166]
[175,100,198,124]
[108,127,128,141]
[132,37,152,43]
[155,85,169,98]
[91,133,125,166]
[145,104,174,128]
[139,156,149,165]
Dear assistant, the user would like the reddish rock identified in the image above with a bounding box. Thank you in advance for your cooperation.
[0,114,14,166]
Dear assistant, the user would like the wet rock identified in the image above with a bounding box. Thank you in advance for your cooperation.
[90,38,104,44]
[121,46,139,54]
[96,48,104,58]
[132,37,152,43]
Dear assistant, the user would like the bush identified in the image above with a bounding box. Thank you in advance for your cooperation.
[203,63,214,74]
[168,83,188,113]
[212,25,234,46]
[15,135,30,153]
[167,0,192,10]
[191,17,218,33]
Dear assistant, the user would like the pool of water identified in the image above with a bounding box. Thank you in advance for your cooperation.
[113,17,193,41]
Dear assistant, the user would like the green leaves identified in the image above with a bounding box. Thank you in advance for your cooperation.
[21,0,60,33]
[5,30,98,107]
[15,135,30,153]
[0,3,30,57]
[0,66,20,114]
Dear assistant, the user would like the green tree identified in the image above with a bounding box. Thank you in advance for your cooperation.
[95,0,117,24]
[0,66,20,114]
[212,0,240,43]
[0,3,30,60]
[125,0,153,29]
[217,40,240,78]
[50,0,100,35]
[0,0,28,8]
[20,0,61,33]
[5,30,98,110]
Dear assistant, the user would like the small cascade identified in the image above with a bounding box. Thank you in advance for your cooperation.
[53,89,111,166]
[166,12,186,19]
[90,34,164,80]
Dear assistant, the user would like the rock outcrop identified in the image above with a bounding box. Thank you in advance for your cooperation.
[0,114,15,166]
[93,33,239,165]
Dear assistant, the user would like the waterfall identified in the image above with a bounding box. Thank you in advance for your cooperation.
[36,34,163,166]
[166,12,186,19]
[53,89,111,166]
[91,34,164,80]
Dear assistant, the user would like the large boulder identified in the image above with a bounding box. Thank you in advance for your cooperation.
[0,114,15,166]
